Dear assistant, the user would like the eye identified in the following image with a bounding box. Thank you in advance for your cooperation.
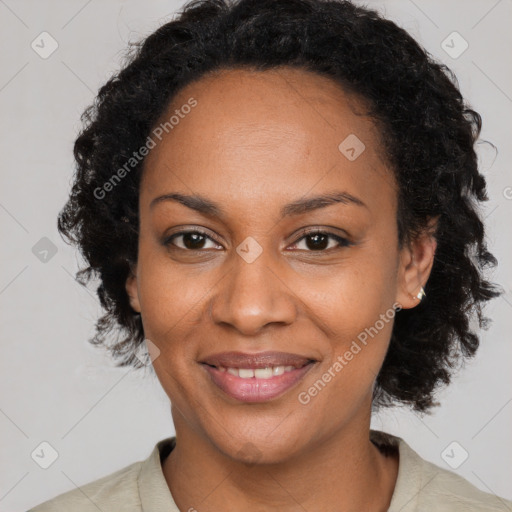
[288,229,352,252]
[164,230,222,251]
[163,228,352,253]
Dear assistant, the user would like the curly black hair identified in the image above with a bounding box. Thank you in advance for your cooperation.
[58,0,502,412]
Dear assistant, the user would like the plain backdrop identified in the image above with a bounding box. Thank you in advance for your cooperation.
[0,0,511,510]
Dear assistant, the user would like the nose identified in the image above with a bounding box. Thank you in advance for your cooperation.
[208,248,297,336]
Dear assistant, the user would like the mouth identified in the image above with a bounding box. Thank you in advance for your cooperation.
[199,351,317,403]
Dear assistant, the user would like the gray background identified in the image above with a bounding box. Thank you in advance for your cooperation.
[0,0,511,510]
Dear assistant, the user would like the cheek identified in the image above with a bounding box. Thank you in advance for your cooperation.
[293,250,397,341]
[295,316,395,425]
[136,246,205,343]
[292,251,397,397]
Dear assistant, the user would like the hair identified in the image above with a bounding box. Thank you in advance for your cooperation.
[58,0,502,412]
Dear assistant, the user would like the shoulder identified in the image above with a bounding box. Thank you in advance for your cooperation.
[417,455,512,512]
[412,454,512,512]
[371,430,512,512]
[28,459,143,512]
[28,437,178,512]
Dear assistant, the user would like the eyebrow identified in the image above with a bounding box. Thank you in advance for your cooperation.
[149,191,367,219]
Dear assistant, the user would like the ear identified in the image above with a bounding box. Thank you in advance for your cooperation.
[395,216,439,310]
[125,263,141,313]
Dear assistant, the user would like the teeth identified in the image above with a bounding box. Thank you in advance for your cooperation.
[273,366,285,376]
[254,367,273,379]
[218,365,299,379]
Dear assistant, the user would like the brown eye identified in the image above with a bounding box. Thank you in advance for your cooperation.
[304,233,329,250]
[164,230,222,251]
[289,230,352,252]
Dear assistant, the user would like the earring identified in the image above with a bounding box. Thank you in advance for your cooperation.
[415,286,426,301]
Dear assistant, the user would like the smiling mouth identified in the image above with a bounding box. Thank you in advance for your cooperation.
[202,361,313,379]
[200,357,316,403]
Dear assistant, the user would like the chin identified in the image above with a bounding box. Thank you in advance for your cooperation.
[211,428,308,466]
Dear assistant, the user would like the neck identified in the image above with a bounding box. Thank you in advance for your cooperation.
[162,416,399,511]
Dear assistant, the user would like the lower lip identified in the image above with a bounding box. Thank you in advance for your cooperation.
[202,363,315,403]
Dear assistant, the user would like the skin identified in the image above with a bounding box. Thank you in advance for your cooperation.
[125,67,437,512]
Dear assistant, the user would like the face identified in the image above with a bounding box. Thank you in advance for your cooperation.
[126,67,436,463]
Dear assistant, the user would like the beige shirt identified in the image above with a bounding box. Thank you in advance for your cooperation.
[29,430,512,511]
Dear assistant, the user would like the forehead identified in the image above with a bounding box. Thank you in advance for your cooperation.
[140,67,396,215]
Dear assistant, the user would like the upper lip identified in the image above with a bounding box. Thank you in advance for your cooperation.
[200,351,316,369]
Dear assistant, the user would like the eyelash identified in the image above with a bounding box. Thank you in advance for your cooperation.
[163,228,352,253]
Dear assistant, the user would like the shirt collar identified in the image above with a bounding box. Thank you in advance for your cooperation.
[371,429,423,512]
[138,437,180,511]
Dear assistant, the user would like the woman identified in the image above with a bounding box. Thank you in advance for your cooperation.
[29,0,511,510]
